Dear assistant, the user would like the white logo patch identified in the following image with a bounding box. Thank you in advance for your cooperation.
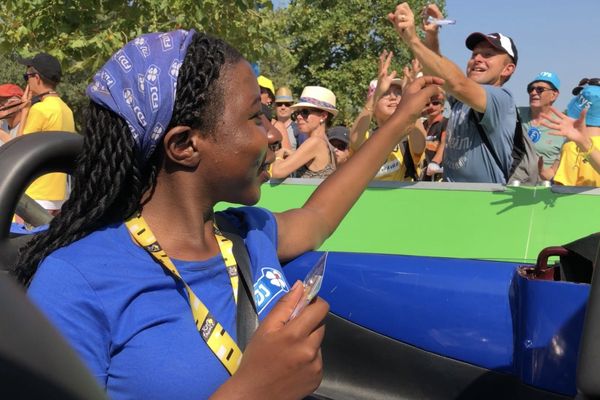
[253,267,289,314]
[114,50,133,72]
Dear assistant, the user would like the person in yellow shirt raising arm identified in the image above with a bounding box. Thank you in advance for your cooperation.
[542,85,600,186]
[349,51,426,182]
[18,53,75,214]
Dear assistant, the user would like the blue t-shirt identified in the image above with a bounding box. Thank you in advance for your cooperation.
[443,85,515,184]
[28,206,289,400]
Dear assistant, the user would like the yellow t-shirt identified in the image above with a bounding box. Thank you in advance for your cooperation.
[22,96,75,201]
[554,136,600,187]
[353,131,424,182]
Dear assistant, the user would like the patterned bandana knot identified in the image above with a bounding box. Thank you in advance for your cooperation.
[87,29,196,163]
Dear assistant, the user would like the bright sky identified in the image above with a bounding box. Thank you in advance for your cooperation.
[441,0,600,110]
[273,0,600,110]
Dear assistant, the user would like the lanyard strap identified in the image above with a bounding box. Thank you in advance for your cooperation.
[125,214,242,375]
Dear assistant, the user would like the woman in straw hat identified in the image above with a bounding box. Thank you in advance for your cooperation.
[270,86,339,179]
[17,28,442,399]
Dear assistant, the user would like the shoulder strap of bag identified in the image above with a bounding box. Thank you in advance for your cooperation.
[402,139,418,180]
[214,213,258,351]
[469,109,509,182]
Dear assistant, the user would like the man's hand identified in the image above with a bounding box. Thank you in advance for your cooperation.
[21,85,31,106]
[537,156,556,181]
[214,281,329,400]
[387,2,419,45]
[421,3,444,34]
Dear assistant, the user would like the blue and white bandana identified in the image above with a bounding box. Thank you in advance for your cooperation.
[87,29,196,162]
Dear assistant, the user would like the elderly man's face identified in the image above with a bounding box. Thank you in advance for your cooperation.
[527,81,558,108]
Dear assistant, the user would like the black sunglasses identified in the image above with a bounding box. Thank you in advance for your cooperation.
[527,85,555,95]
[426,100,443,106]
[23,72,38,82]
[329,139,348,151]
[292,109,316,120]
[276,102,293,107]
[572,78,600,95]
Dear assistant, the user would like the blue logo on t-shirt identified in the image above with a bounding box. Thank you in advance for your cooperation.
[254,267,289,315]
[528,127,541,143]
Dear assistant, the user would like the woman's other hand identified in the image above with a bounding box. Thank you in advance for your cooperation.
[212,281,329,400]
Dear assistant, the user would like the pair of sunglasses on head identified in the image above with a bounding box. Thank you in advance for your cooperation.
[572,78,600,96]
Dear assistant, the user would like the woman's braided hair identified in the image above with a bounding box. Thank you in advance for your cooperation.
[14,32,243,285]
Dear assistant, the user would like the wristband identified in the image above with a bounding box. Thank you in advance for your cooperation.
[582,140,595,160]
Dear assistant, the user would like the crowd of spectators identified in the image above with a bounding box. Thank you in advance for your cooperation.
[2,3,600,223]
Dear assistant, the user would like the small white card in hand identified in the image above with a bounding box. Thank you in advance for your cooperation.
[288,252,328,321]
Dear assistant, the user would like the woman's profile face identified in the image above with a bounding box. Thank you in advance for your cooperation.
[295,108,327,134]
[201,60,273,205]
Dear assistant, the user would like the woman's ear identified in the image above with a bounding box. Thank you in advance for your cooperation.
[162,126,202,168]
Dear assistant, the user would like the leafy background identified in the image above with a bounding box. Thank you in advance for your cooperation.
[0,0,444,129]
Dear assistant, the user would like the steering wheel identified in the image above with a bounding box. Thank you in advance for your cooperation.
[0,132,82,272]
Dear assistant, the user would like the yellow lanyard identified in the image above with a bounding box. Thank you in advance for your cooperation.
[125,214,242,375]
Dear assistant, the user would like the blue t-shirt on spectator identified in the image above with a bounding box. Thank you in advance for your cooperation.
[28,206,289,400]
[443,85,515,184]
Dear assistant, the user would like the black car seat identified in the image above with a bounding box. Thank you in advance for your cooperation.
[0,132,106,399]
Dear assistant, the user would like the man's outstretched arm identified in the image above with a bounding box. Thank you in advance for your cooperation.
[388,2,487,113]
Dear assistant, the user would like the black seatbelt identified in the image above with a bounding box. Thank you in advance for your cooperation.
[214,213,258,351]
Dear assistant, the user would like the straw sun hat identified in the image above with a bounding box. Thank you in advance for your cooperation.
[290,86,338,117]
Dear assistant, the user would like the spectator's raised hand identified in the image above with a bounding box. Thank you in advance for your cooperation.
[387,2,418,44]
[21,85,31,107]
[421,3,444,34]
[393,75,445,125]
[400,59,422,93]
[217,281,328,400]
[542,107,591,147]
[373,50,398,101]
[0,98,24,119]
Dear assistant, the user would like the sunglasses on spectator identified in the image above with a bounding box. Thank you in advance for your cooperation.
[426,100,443,106]
[23,72,38,82]
[330,140,348,151]
[527,85,555,95]
[276,102,292,107]
[572,78,600,95]
[292,108,317,120]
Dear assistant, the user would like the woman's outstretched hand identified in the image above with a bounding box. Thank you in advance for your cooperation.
[212,281,329,400]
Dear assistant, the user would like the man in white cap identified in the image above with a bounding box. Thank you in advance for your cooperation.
[390,3,518,184]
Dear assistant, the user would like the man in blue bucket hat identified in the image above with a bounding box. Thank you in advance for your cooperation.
[518,71,563,180]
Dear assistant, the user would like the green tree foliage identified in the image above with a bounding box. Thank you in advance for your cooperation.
[0,0,274,130]
[0,0,445,129]
[0,0,274,73]
[260,0,445,125]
